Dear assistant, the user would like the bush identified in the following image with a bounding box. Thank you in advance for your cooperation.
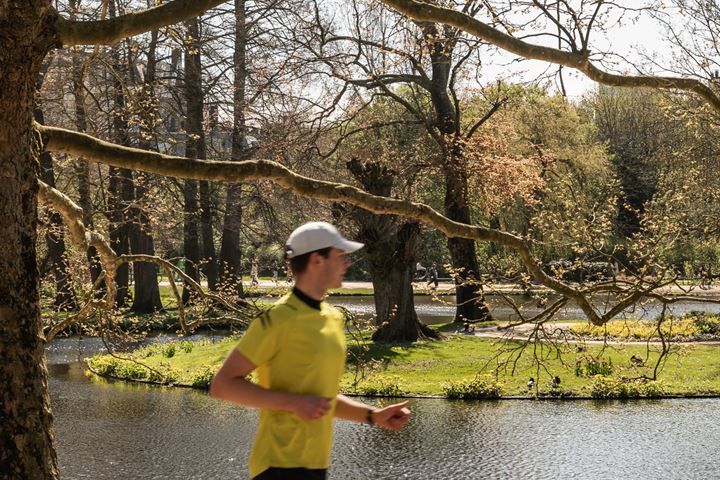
[690,312,720,335]
[575,354,613,377]
[88,355,119,376]
[571,318,700,340]
[358,376,403,397]
[589,376,665,399]
[187,366,215,388]
[443,375,503,399]
[179,340,194,354]
[116,362,149,380]
[162,343,177,358]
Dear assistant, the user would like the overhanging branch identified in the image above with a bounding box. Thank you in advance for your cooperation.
[56,0,228,45]
[39,123,606,324]
[379,0,720,112]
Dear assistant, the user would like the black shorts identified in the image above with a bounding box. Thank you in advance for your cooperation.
[253,467,327,480]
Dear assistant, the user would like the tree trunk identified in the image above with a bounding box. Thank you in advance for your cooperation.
[0,3,60,477]
[367,223,440,343]
[107,167,132,307]
[182,17,207,302]
[200,180,218,290]
[220,184,244,297]
[129,29,163,314]
[35,108,77,311]
[445,157,492,323]
[219,0,248,299]
[182,180,201,303]
[426,31,492,323]
[107,0,132,307]
[129,172,163,313]
[69,12,103,294]
[346,159,438,342]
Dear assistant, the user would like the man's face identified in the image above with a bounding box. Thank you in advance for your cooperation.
[320,248,351,289]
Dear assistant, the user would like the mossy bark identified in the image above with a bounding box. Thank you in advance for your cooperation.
[0,2,60,478]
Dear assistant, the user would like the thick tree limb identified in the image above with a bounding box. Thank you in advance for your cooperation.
[56,0,228,45]
[378,0,720,112]
[39,123,611,324]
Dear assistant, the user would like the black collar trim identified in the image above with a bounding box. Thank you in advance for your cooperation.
[292,287,322,310]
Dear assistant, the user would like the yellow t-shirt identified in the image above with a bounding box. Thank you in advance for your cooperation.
[235,292,347,479]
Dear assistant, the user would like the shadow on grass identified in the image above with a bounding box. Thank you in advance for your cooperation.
[346,329,451,368]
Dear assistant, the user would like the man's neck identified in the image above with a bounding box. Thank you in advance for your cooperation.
[293,277,327,302]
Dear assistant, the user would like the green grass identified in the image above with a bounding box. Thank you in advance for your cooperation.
[87,330,720,398]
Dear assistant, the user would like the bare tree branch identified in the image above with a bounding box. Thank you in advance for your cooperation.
[379,0,720,112]
[57,0,228,46]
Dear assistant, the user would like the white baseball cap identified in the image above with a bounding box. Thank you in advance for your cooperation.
[285,222,364,259]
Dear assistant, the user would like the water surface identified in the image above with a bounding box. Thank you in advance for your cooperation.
[49,338,720,479]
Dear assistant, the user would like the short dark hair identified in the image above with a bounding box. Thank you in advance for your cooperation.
[286,247,332,275]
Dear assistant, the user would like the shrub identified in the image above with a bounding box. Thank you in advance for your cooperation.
[443,375,503,399]
[162,343,177,358]
[575,354,613,377]
[88,355,119,376]
[690,312,720,335]
[589,376,665,399]
[571,318,699,340]
[358,376,403,397]
[190,366,219,388]
[179,340,194,354]
[116,362,149,380]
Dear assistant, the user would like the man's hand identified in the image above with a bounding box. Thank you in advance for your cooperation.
[372,401,411,431]
[291,395,332,420]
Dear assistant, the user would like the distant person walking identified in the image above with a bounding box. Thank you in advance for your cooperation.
[210,222,411,480]
[271,262,279,285]
[426,262,439,289]
[250,259,260,287]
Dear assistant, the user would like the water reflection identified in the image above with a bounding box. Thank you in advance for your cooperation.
[48,338,720,479]
[329,294,720,324]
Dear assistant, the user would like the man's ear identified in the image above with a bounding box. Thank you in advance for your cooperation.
[308,251,322,266]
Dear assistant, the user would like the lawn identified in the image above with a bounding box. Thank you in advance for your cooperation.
[87,329,720,399]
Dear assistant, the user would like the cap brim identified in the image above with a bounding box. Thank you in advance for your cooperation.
[336,239,364,254]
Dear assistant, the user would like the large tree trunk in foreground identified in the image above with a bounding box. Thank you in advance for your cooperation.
[367,222,440,342]
[346,159,439,342]
[0,3,60,478]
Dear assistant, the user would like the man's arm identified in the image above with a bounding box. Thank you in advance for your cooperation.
[334,394,411,432]
[209,349,331,420]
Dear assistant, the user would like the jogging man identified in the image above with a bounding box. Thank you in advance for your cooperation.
[210,221,411,480]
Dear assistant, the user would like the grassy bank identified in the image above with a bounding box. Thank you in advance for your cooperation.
[87,329,720,399]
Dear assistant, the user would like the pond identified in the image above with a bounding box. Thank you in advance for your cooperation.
[328,294,720,324]
[49,336,720,479]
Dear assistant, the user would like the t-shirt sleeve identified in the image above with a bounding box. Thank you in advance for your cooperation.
[235,311,281,367]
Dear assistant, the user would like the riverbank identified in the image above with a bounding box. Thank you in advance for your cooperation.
[86,327,720,399]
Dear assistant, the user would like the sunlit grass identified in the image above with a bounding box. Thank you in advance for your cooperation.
[87,330,720,398]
